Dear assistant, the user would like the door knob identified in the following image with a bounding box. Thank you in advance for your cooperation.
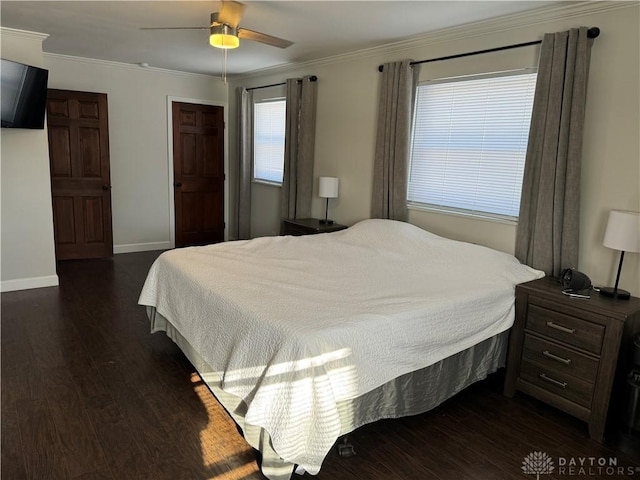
[174,182,183,187]
[102,184,111,190]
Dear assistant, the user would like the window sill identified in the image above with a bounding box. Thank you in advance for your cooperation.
[252,179,282,188]
[407,203,518,226]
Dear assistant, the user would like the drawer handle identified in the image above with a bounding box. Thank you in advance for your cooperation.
[542,350,572,365]
[546,321,576,334]
[539,373,567,389]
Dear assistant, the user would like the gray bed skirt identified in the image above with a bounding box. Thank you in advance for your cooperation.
[147,306,508,480]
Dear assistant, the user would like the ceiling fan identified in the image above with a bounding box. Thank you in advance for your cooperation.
[141,0,293,50]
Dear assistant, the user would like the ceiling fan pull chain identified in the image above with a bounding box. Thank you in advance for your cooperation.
[222,49,228,84]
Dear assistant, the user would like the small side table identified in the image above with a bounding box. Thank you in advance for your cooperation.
[281,218,347,236]
[504,276,640,441]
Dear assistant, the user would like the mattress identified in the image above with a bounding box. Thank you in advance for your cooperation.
[139,219,543,474]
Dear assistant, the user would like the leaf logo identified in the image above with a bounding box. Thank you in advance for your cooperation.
[522,451,554,479]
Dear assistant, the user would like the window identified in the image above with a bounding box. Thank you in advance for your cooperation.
[408,69,537,221]
[253,98,286,184]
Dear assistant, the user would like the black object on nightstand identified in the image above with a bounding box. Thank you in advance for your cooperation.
[281,218,347,236]
[504,276,640,442]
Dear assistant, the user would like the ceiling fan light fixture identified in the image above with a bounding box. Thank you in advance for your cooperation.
[210,24,239,49]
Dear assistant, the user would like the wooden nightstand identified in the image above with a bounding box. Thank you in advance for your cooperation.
[281,218,347,236]
[504,277,640,442]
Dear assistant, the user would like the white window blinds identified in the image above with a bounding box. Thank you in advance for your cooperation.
[253,98,286,184]
[408,70,537,220]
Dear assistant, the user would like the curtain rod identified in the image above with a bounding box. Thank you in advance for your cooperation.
[377,27,600,72]
[246,75,317,91]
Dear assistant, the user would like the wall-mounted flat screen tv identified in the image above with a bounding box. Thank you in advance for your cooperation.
[1,58,49,129]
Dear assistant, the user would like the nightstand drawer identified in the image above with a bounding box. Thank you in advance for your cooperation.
[522,333,598,383]
[526,304,604,354]
[520,359,594,408]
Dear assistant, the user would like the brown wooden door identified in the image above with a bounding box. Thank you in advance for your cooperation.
[173,102,224,247]
[47,89,113,260]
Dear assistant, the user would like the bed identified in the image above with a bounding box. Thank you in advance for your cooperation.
[138,219,543,479]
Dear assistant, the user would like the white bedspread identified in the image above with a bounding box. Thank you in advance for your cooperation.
[138,219,543,473]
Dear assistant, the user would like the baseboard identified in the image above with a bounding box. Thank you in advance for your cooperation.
[1,274,59,293]
[113,241,171,254]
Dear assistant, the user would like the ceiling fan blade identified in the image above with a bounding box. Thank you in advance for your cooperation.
[141,26,208,30]
[238,28,293,48]
[217,1,246,28]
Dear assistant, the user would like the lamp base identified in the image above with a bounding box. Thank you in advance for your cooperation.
[599,287,631,300]
[319,219,334,225]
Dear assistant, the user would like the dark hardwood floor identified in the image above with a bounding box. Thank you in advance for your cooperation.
[2,251,639,480]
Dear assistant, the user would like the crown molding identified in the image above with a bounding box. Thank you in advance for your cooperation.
[43,52,221,80]
[232,1,632,83]
[0,26,49,42]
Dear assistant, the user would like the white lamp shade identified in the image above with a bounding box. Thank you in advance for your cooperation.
[603,210,640,253]
[319,177,339,199]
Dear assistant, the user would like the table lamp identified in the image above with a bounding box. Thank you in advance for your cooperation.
[600,209,640,300]
[319,177,339,225]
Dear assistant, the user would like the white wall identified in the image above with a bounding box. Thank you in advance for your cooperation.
[45,54,228,252]
[1,35,228,290]
[0,28,59,292]
[228,2,640,296]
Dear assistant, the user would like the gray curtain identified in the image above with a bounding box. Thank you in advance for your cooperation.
[515,27,594,276]
[371,60,419,221]
[281,76,317,220]
[236,87,253,240]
